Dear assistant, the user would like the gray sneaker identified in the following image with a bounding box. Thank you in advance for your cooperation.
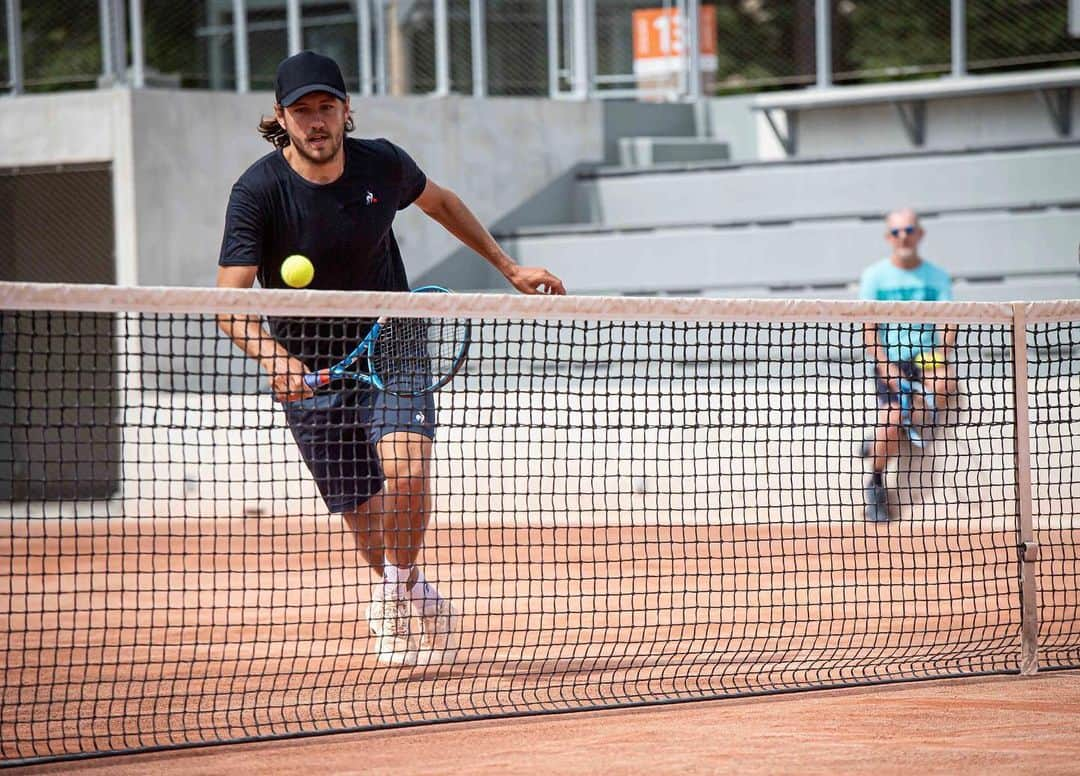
[865,481,890,523]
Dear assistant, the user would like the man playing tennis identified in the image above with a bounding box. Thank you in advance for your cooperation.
[216,51,565,666]
[859,208,956,523]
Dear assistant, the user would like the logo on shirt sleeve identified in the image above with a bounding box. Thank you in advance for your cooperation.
[365,190,379,205]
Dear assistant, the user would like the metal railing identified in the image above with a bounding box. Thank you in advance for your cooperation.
[2,0,1078,99]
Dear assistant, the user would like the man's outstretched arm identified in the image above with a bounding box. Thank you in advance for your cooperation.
[216,265,311,401]
[413,179,566,296]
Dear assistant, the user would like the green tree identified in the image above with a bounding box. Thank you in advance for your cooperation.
[707,0,1079,93]
[839,0,951,81]
[17,1,102,91]
[967,0,1080,70]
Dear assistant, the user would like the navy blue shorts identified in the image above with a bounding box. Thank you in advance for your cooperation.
[874,360,921,407]
[282,387,436,513]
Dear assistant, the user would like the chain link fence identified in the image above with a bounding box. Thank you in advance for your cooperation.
[485,1,547,95]
[708,0,815,92]
[13,0,103,92]
[828,0,1080,84]
[0,5,8,91]
[246,3,289,90]
[396,0,437,93]
[145,0,217,89]
[0,1,1078,97]
[969,0,1080,73]
[595,0,660,95]
[0,164,115,284]
[833,0,952,83]
[302,2,361,88]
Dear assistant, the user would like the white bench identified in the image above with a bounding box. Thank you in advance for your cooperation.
[751,67,1080,155]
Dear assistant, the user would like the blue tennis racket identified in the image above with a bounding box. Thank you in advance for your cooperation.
[897,377,938,448]
[303,285,471,398]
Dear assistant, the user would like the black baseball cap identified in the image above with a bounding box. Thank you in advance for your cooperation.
[275,51,348,107]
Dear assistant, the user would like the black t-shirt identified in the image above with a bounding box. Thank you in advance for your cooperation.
[218,137,427,370]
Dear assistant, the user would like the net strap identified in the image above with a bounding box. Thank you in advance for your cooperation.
[1011,302,1040,675]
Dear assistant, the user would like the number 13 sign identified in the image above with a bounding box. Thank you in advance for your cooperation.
[632,6,718,79]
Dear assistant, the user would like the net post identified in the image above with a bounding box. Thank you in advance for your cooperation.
[1011,302,1039,676]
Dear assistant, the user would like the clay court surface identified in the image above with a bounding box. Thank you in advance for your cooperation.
[3,518,1077,766]
[15,671,1080,775]
[1,308,1078,770]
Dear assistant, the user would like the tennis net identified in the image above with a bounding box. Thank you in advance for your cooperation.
[1,283,1077,765]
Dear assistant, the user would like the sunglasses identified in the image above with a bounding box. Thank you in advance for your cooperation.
[889,226,917,237]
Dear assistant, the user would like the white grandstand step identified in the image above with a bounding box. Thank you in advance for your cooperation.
[503,209,1079,294]
[575,142,1080,229]
[689,275,1080,302]
[617,137,730,167]
[953,275,1080,302]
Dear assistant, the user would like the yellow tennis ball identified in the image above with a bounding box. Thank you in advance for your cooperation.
[915,350,945,369]
[281,254,314,288]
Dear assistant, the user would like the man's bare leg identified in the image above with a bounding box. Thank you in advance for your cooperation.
[377,432,458,664]
[343,432,455,665]
[866,406,904,522]
[342,501,385,578]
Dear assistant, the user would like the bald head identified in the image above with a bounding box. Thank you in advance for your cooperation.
[886,208,920,231]
[884,207,923,267]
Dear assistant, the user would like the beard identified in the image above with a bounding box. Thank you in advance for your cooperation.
[290,128,344,166]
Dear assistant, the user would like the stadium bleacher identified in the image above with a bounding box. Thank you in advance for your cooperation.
[485,140,1080,298]
[751,68,1080,153]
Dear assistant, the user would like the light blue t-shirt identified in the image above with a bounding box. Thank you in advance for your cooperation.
[859,258,953,364]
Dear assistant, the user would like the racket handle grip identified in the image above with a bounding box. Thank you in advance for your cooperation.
[304,371,330,389]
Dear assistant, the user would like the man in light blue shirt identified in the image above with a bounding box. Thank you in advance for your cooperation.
[859,208,956,522]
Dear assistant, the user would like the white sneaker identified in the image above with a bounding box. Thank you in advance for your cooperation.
[374,594,417,667]
[365,596,385,637]
[415,598,459,666]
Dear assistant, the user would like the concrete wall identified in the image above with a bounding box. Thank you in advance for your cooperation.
[701,94,761,161]
[0,89,611,288]
[0,91,122,166]
[0,90,139,283]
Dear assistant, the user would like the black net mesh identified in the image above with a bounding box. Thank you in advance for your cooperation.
[1029,320,1080,671]
[0,295,1076,765]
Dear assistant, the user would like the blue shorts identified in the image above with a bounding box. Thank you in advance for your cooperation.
[874,360,921,407]
[282,387,436,513]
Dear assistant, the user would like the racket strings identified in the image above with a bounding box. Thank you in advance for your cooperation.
[372,317,469,393]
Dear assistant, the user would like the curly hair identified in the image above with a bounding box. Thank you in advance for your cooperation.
[258,109,355,148]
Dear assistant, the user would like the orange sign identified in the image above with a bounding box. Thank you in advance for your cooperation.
[632,6,717,76]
